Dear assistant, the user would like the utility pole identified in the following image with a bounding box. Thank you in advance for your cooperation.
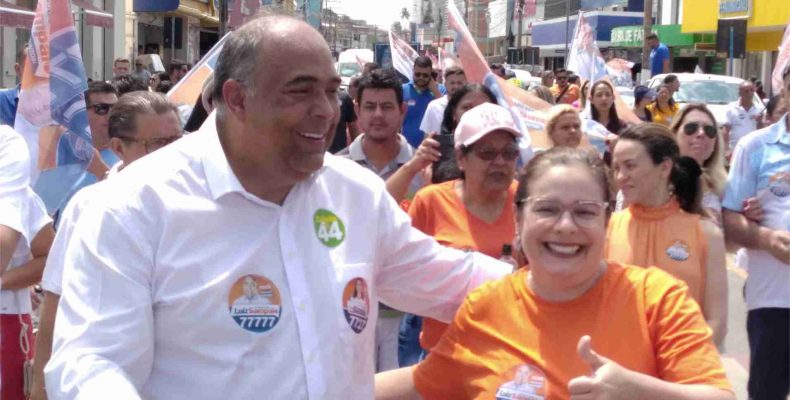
[219,0,229,37]
[640,0,653,82]
[516,0,523,49]
[564,0,570,67]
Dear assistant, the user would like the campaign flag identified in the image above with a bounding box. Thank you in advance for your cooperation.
[447,0,549,153]
[14,0,93,213]
[771,23,790,95]
[566,11,608,83]
[355,55,367,70]
[168,32,230,107]
[388,29,419,79]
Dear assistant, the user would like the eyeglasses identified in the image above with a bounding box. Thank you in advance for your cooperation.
[118,134,182,153]
[90,103,115,116]
[471,145,519,161]
[682,122,717,139]
[525,196,609,227]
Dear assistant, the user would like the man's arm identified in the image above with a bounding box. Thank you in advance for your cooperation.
[662,58,670,74]
[723,210,790,263]
[0,222,53,290]
[374,181,510,322]
[700,220,727,347]
[0,224,20,275]
[45,209,154,399]
[29,291,60,400]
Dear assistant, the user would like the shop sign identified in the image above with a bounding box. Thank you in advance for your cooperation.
[719,0,751,19]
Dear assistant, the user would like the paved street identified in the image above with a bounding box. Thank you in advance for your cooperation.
[722,254,750,399]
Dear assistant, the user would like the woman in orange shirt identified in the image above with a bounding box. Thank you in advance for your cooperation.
[375,148,733,400]
[408,102,520,355]
[608,123,728,347]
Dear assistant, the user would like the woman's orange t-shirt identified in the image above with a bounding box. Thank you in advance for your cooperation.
[408,179,517,351]
[413,263,731,399]
[605,199,708,306]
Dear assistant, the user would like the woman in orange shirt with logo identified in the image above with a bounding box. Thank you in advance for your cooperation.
[607,123,728,347]
[407,102,520,356]
[375,148,733,400]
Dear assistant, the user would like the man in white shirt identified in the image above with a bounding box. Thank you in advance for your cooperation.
[419,66,467,136]
[29,91,184,400]
[45,14,509,400]
[723,80,763,155]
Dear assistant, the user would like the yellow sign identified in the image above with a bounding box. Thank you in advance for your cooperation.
[719,0,751,19]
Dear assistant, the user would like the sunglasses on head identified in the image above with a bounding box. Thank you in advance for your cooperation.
[90,103,114,115]
[682,122,717,139]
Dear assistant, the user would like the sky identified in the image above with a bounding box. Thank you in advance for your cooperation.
[331,0,413,29]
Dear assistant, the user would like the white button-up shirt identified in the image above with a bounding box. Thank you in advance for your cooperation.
[46,113,510,399]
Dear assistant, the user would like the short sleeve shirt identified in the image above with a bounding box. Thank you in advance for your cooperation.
[402,82,446,148]
[650,43,670,76]
[414,264,731,399]
[419,95,448,136]
[724,101,763,149]
[329,92,357,154]
[722,115,790,310]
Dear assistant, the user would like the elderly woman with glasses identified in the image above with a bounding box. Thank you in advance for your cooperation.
[406,103,521,357]
[375,148,734,400]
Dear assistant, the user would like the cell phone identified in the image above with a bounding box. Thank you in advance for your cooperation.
[434,134,455,163]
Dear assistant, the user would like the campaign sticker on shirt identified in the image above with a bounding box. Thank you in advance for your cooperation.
[228,274,282,333]
[768,172,790,197]
[666,240,690,261]
[342,277,369,334]
[407,99,416,107]
[313,209,346,248]
[495,364,547,400]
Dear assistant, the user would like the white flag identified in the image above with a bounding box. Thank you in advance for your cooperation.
[388,30,419,79]
[771,24,790,95]
[566,11,608,83]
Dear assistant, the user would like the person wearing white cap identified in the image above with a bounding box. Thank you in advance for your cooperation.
[405,102,524,356]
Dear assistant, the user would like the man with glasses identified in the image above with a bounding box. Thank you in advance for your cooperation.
[402,56,445,148]
[550,68,579,106]
[132,59,152,86]
[108,91,183,172]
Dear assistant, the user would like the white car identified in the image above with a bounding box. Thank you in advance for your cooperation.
[647,73,763,129]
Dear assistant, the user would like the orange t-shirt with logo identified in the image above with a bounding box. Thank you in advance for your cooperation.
[413,263,731,399]
[408,179,517,351]
[605,199,708,306]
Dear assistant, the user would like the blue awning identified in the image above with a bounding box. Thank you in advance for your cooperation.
[532,12,645,47]
[134,0,179,13]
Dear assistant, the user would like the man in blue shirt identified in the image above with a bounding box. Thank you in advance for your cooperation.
[0,47,26,126]
[401,56,445,148]
[647,33,670,77]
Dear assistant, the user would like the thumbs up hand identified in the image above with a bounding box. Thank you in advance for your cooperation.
[568,335,635,400]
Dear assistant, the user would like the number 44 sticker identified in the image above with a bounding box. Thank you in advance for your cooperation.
[313,209,346,248]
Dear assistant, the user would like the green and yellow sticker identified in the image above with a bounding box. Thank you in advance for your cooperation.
[313,209,346,248]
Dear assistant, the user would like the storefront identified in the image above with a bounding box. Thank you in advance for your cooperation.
[1,0,116,86]
[610,24,719,74]
[682,0,789,94]
[133,0,219,68]
[532,11,644,71]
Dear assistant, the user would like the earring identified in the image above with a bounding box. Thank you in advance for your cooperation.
[667,182,675,197]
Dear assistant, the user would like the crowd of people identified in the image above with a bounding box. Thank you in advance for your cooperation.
[0,11,788,400]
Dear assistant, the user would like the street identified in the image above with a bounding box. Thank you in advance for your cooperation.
[723,254,750,400]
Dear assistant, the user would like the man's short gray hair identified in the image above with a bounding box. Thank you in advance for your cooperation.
[211,11,299,106]
[109,91,178,138]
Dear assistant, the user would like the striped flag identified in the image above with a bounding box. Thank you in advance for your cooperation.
[15,0,93,213]
[167,33,230,108]
[388,29,419,79]
[772,24,790,96]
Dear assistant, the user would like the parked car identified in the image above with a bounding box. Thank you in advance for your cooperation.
[647,73,763,129]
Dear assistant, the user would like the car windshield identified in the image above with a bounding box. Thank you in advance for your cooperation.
[674,81,740,105]
[338,63,361,78]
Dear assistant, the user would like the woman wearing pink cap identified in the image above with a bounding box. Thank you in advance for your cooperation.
[407,102,523,356]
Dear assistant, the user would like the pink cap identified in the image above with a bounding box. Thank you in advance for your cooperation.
[453,103,522,149]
